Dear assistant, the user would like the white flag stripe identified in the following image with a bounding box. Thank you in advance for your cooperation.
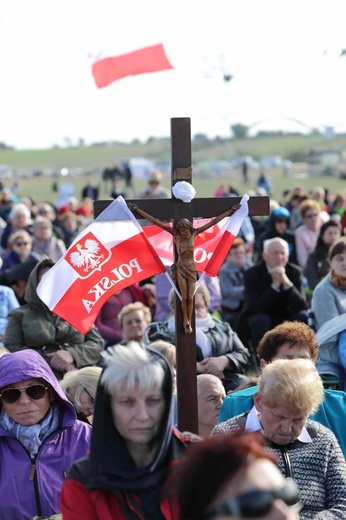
[219,194,249,234]
[37,197,144,308]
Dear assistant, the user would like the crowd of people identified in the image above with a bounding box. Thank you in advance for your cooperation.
[0,176,346,519]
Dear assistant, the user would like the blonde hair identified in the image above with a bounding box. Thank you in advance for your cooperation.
[118,301,152,329]
[299,199,320,218]
[9,229,32,247]
[258,358,324,417]
[150,340,176,368]
[60,367,102,413]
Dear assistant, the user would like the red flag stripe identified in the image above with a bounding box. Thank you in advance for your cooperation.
[204,230,237,277]
[203,194,249,277]
[92,43,173,88]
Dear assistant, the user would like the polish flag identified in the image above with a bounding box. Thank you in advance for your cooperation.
[91,24,173,88]
[37,197,166,334]
[142,202,249,275]
[203,194,249,277]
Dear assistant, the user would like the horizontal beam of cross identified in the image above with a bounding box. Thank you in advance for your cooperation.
[94,196,269,219]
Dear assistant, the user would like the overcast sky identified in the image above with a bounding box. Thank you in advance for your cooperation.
[1,0,346,150]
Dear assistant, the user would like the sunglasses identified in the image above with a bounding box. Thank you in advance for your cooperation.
[14,241,29,246]
[84,387,95,404]
[205,478,301,518]
[276,218,288,224]
[0,383,48,404]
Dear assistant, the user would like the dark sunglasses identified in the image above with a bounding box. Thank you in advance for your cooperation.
[0,384,48,404]
[276,218,288,224]
[14,241,29,246]
[204,478,301,518]
[84,387,95,404]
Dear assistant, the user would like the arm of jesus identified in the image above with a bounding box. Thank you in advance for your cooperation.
[127,203,174,234]
[194,203,241,235]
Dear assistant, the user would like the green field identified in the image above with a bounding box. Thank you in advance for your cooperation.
[1,132,346,205]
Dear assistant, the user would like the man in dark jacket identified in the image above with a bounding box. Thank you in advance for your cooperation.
[240,237,308,348]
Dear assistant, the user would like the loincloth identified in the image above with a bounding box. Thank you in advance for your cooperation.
[171,262,197,283]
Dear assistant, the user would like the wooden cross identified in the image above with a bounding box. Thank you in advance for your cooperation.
[94,118,269,434]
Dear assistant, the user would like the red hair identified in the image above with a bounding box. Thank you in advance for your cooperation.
[177,431,276,520]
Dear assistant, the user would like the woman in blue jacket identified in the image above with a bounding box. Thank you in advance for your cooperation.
[0,349,91,520]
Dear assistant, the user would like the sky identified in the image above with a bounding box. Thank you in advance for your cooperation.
[1,0,346,150]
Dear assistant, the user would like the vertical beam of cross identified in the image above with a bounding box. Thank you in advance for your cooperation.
[170,118,198,433]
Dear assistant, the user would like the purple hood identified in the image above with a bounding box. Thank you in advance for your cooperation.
[0,349,76,425]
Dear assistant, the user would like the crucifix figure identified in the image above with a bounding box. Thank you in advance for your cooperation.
[127,202,241,335]
[94,117,269,433]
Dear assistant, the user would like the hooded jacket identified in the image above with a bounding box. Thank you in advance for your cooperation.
[0,349,91,520]
[60,347,191,520]
[256,208,298,264]
[4,262,104,376]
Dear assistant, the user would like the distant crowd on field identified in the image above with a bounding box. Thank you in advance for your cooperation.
[1,166,346,519]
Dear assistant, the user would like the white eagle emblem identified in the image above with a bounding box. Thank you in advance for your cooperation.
[70,239,105,273]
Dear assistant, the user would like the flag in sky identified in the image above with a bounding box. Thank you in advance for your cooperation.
[91,19,173,88]
[203,194,249,277]
[92,43,173,88]
[37,196,166,334]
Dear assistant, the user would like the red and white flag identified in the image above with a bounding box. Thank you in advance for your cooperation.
[203,194,249,277]
[91,22,173,88]
[37,197,166,334]
[143,196,249,275]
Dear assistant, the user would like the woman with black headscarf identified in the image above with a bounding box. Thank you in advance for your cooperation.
[60,341,191,519]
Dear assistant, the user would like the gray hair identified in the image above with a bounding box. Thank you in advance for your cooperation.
[101,342,165,395]
[263,237,289,255]
[9,203,32,222]
[60,366,102,413]
[33,215,52,230]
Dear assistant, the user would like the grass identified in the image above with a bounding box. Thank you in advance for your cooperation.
[1,132,346,206]
[8,166,345,209]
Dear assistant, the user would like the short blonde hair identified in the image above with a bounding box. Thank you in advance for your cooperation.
[258,358,324,417]
[9,229,32,247]
[60,367,102,413]
[299,199,320,218]
[150,340,176,368]
[118,301,152,329]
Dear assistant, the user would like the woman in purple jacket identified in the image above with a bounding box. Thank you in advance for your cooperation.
[0,349,91,520]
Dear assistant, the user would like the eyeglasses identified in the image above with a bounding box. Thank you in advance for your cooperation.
[0,384,48,404]
[204,478,301,518]
[276,218,288,224]
[304,213,318,219]
[14,241,29,246]
[84,387,95,404]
